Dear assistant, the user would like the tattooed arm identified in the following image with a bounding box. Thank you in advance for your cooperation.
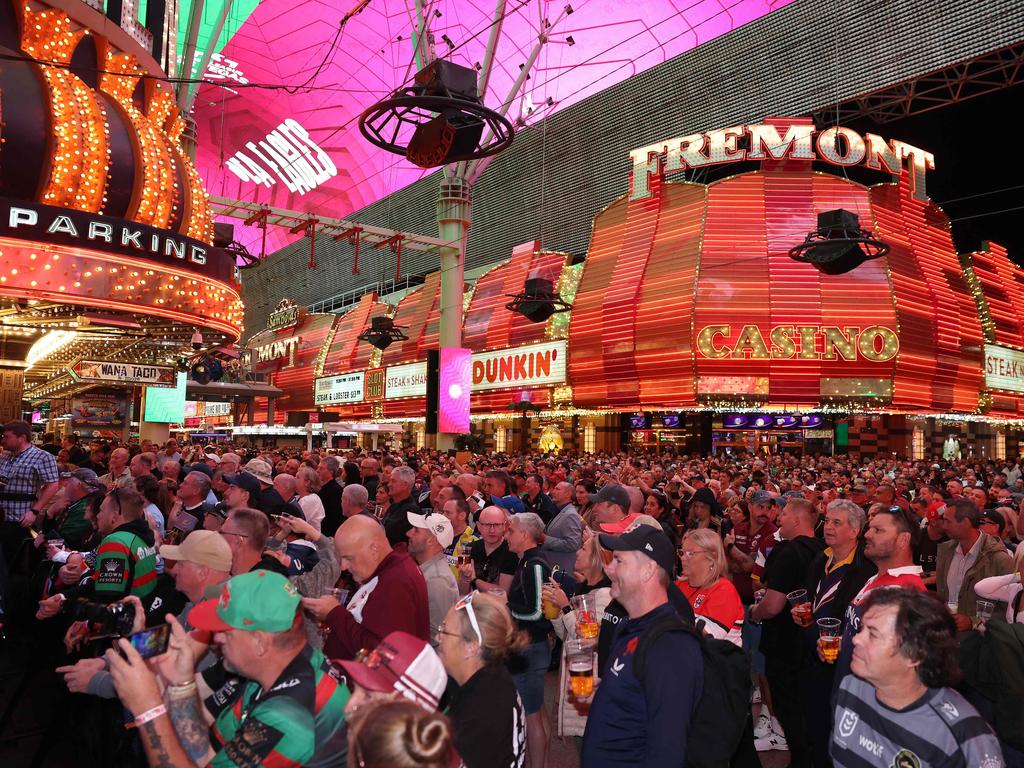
[137,716,201,768]
[166,687,216,765]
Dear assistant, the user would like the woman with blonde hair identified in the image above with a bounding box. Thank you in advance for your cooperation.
[296,465,326,531]
[435,590,527,768]
[348,700,459,768]
[541,534,612,742]
[675,528,744,645]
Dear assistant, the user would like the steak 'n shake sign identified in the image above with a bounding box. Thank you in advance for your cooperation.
[984,344,1024,394]
[629,121,935,202]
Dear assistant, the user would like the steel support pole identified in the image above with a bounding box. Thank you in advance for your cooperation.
[435,178,471,449]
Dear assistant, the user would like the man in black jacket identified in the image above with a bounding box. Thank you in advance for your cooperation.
[795,499,875,767]
[523,474,557,525]
[383,466,423,546]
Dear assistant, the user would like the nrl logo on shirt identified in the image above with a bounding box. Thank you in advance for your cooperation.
[838,709,858,738]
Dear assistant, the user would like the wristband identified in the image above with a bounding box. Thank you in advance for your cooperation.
[132,705,167,728]
[166,680,197,697]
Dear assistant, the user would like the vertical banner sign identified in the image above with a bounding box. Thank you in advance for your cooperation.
[438,347,472,433]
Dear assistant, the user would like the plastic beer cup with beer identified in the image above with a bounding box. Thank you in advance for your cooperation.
[566,639,595,698]
[817,617,842,663]
[976,598,995,626]
[542,566,562,620]
[571,594,599,639]
[788,589,812,627]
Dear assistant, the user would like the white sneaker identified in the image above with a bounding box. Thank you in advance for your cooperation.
[754,731,789,752]
[753,710,772,739]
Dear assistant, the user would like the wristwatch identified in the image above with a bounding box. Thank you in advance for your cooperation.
[561,605,572,616]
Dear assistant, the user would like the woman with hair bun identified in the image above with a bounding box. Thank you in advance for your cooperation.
[435,591,528,768]
[347,700,458,768]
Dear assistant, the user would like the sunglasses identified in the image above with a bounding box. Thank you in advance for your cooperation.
[455,590,482,644]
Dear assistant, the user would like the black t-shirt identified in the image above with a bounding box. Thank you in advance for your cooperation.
[449,664,527,768]
[760,535,825,660]
[469,539,517,586]
[915,527,943,575]
[384,495,422,546]
[318,480,343,537]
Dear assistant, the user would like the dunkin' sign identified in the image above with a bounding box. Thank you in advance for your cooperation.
[471,341,567,392]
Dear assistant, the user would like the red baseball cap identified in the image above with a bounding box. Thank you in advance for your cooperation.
[926,502,946,522]
[336,631,447,711]
[599,512,640,534]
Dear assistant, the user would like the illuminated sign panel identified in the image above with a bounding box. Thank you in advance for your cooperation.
[253,336,299,364]
[71,359,177,387]
[629,123,935,202]
[438,348,471,433]
[143,373,188,423]
[695,325,899,362]
[386,362,429,400]
[984,345,1024,394]
[471,341,567,391]
[314,372,364,405]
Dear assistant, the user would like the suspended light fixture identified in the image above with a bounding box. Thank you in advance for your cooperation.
[359,59,515,168]
[788,209,890,275]
[357,316,409,350]
[505,277,573,323]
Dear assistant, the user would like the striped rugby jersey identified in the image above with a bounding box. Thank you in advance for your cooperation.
[831,675,1004,768]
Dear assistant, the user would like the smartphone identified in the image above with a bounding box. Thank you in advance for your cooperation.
[128,623,171,659]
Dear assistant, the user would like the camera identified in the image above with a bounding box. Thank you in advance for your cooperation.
[67,598,136,637]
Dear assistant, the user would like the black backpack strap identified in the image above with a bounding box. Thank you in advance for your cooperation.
[1013,587,1023,620]
[634,615,698,688]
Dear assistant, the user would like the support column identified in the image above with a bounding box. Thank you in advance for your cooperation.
[0,337,31,422]
[436,178,471,451]
[266,397,276,426]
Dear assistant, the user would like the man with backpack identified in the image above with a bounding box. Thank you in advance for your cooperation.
[582,525,703,766]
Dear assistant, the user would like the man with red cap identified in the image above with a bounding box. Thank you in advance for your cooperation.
[107,569,349,767]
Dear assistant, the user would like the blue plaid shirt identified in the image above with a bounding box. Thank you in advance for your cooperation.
[0,445,59,522]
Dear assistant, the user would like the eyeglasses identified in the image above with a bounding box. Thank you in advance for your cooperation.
[434,622,462,640]
[218,529,248,540]
[679,549,706,559]
[455,590,483,644]
[478,522,505,529]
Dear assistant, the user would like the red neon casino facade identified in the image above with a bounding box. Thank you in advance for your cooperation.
[243,117,1024,457]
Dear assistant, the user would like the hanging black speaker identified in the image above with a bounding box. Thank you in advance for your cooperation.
[788,209,890,275]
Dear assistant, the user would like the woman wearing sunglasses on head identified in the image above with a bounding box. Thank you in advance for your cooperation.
[435,591,528,768]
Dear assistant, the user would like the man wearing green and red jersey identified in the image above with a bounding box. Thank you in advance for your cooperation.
[107,570,349,768]
[92,486,158,601]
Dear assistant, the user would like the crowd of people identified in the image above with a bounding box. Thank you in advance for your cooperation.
[1,420,1023,767]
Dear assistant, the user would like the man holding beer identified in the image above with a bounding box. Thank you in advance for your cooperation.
[830,588,1004,767]
[790,499,875,767]
[582,525,702,767]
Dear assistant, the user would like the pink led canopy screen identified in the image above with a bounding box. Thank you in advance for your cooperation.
[191,0,793,255]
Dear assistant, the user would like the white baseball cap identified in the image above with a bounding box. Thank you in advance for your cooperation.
[407,511,454,549]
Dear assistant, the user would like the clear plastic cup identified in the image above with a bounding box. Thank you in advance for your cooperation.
[976,599,995,623]
[566,639,595,698]
[817,617,842,663]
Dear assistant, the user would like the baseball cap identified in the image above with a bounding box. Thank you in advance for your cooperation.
[336,631,447,711]
[407,511,454,548]
[926,502,946,522]
[599,512,641,534]
[159,530,232,571]
[224,471,262,499]
[599,526,676,577]
[978,509,1006,529]
[749,489,774,506]
[61,468,104,490]
[243,459,274,485]
[491,494,525,514]
[205,453,222,464]
[189,570,300,632]
[588,484,630,511]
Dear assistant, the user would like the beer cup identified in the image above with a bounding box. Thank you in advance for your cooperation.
[817,617,842,663]
[570,594,599,639]
[566,639,595,698]
[788,589,812,627]
[976,598,995,625]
